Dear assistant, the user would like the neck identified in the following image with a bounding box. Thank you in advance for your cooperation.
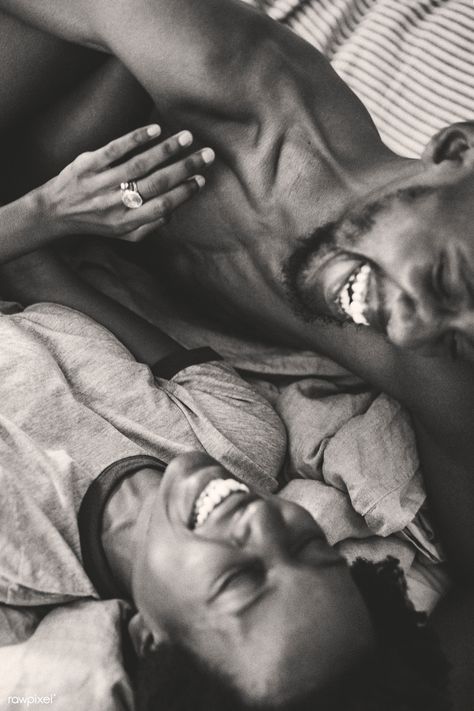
[101,467,162,598]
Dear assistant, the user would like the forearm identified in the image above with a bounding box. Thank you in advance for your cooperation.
[0,188,61,263]
[0,249,184,365]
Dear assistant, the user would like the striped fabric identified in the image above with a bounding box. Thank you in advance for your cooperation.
[247,0,474,158]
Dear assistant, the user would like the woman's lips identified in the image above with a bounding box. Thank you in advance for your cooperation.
[171,464,226,529]
[173,464,256,531]
[191,478,251,528]
[194,487,259,532]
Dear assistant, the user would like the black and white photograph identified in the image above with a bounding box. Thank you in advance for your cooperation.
[0,0,473,709]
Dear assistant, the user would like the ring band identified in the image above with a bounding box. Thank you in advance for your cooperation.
[120,180,143,209]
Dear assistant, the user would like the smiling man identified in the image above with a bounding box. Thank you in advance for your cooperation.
[284,147,474,360]
[2,0,473,362]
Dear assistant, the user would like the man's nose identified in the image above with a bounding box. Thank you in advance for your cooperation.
[387,287,474,354]
[233,499,291,559]
[386,286,443,350]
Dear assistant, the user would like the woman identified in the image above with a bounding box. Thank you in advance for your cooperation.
[0,250,451,711]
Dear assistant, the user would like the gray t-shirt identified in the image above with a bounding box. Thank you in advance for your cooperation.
[0,303,285,606]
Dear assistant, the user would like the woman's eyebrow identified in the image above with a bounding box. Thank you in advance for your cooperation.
[209,582,274,622]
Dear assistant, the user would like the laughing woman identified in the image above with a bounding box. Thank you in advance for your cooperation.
[0,248,453,711]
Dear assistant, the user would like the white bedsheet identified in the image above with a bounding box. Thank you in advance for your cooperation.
[0,600,133,711]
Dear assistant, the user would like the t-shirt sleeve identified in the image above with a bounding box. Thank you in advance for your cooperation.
[155,358,286,494]
[151,347,223,380]
[78,455,166,600]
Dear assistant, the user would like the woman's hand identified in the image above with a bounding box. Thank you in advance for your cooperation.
[42,124,215,242]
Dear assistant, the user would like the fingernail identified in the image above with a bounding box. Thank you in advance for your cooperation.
[194,175,206,188]
[201,148,215,164]
[178,130,193,147]
[147,124,161,137]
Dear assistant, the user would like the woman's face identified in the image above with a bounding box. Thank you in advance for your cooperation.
[132,452,375,704]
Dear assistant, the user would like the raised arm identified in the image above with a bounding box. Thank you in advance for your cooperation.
[0,0,302,140]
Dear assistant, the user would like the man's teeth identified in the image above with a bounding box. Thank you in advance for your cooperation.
[338,264,370,326]
[192,478,250,528]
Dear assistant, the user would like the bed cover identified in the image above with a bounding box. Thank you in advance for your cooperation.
[1,2,473,709]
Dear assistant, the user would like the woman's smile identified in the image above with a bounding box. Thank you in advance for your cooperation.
[191,478,252,529]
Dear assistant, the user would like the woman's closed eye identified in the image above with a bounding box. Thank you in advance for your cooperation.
[216,561,266,598]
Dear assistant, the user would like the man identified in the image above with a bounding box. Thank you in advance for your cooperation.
[2,0,472,355]
[2,0,473,581]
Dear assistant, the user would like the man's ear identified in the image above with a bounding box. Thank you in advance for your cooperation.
[128,611,169,657]
[422,122,474,166]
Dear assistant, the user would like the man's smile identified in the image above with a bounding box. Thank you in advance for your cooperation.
[334,261,389,332]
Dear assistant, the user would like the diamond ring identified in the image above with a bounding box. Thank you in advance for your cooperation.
[120,180,143,209]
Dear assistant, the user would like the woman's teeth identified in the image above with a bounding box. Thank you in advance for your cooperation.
[192,478,250,529]
[338,263,371,326]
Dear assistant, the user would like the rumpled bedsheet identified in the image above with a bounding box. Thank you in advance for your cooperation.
[0,600,133,711]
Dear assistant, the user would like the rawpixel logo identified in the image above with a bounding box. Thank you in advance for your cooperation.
[7,695,56,706]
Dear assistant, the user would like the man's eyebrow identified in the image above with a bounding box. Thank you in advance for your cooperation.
[339,184,437,247]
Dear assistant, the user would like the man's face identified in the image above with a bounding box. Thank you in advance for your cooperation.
[132,452,374,704]
[288,122,474,361]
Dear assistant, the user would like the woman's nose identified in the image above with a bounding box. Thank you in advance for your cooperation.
[233,499,290,558]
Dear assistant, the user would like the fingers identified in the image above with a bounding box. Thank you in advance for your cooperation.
[88,124,162,170]
[137,147,215,200]
[136,176,205,224]
[118,175,206,242]
[120,176,205,239]
[99,129,198,188]
[121,216,171,243]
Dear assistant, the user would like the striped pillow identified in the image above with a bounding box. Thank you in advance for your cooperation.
[247,0,474,158]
